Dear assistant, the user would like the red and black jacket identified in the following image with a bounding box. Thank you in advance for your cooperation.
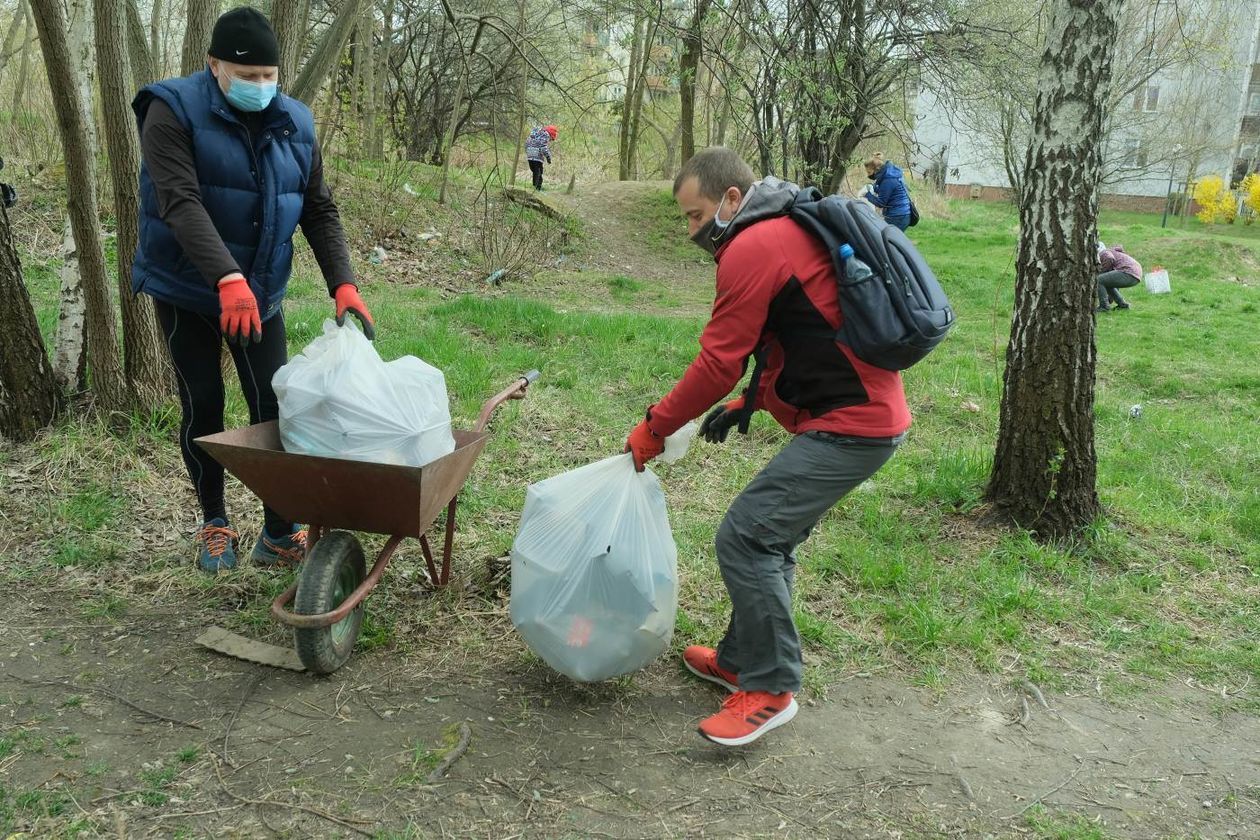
[648,214,911,440]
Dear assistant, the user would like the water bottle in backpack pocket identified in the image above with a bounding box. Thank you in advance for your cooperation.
[790,195,954,370]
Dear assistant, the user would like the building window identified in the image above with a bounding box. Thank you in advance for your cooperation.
[1132,84,1160,112]
[1250,92,1260,116]
[1121,138,1149,168]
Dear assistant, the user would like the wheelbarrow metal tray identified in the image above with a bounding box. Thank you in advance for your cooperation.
[195,421,488,537]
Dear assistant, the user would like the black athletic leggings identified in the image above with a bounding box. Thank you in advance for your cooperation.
[153,298,292,535]
[529,159,544,189]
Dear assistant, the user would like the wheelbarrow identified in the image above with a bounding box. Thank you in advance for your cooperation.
[193,371,538,674]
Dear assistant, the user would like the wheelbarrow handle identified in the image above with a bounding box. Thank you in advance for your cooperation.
[474,370,539,433]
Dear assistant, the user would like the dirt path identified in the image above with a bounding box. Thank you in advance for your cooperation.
[3,594,1256,838]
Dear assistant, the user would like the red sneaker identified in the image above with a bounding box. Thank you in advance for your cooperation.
[698,690,798,747]
[683,645,739,692]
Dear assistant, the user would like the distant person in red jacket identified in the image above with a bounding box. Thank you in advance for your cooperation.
[624,148,910,747]
[1096,242,1142,311]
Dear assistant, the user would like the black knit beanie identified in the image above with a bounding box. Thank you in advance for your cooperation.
[208,7,280,67]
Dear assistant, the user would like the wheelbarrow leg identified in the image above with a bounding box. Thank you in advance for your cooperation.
[419,496,460,586]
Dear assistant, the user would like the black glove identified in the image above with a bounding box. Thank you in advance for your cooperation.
[699,400,746,444]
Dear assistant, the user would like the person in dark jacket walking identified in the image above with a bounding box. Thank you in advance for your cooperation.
[132,7,374,574]
[525,125,556,190]
[863,153,912,230]
[624,148,909,746]
[1096,242,1142,311]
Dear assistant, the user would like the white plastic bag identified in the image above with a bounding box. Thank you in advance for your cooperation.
[510,454,678,682]
[1144,266,1171,294]
[273,320,456,467]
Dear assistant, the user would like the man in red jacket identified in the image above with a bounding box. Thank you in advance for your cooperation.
[625,148,911,746]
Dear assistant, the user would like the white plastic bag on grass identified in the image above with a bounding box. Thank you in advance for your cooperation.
[510,453,679,682]
[273,320,455,467]
[1144,266,1171,294]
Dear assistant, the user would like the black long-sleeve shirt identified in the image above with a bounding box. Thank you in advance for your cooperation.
[139,99,352,292]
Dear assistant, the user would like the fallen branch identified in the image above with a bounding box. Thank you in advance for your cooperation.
[211,755,375,837]
[1020,679,1050,710]
[223,673,265,768]
[428,722,472,782]
[7,673,202,730]
[1006,757,1087,819]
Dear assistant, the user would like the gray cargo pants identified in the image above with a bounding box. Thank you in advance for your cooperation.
[715,430,902,694]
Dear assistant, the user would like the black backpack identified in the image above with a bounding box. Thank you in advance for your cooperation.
[788,190,953,371]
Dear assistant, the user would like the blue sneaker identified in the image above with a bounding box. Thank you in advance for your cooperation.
[250,526,308,568]
[196,518,238,573]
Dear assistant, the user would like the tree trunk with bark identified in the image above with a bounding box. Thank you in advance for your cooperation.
[289,0,363,105]
[148,0,161,65]
[180,0,219,76]
[96,0,169,410]
[372,0,394,159]
[30,0,130,412]
[11,2,32,117]
[125,0,156,85]
[0,203,61,442]
[272,0,304,82]
[678,0,711,167]
[618,12,645,180]
[985,0,1121,539]
[0,3,26,85]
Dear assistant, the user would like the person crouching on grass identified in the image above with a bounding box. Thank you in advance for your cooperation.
[624,148,910,746]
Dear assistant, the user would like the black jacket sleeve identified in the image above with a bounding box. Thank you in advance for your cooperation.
[297,142,354,296]
[140,100,240,288]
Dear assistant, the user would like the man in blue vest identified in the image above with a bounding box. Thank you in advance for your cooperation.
[132,7,374,573]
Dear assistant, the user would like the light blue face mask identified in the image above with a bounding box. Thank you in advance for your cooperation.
[711,194,733,230]
[225,75,277,112]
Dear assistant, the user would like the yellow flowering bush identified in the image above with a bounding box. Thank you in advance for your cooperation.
[1193,176,1237,224]
[1241,173,1260,224]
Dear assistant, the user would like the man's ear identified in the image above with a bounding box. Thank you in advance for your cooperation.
[725,185,743,208]
[207,56,219,76]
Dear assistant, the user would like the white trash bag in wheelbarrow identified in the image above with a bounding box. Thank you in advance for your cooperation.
[273,319,456,467]
[510,424,696,682]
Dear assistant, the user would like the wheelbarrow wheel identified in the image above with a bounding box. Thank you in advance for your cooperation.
[293,530,367,674]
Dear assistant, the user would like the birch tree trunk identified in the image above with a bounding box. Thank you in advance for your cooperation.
[508,0,526,185]
[0,203,61,442]
[97,0,169,410]
[30,0,129,411]
[180,0,219,76]
[51,0,95,394]
[986,0,1121,539]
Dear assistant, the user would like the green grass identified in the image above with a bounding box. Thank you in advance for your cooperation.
[11,192,1260,696]
[1025,805,1114,839]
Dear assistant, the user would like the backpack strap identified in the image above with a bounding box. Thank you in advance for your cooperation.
[733,345,769,434]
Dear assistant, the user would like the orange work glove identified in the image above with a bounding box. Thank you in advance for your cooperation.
[217,274,261,346]
[699,399,750,444]
[624,417,665,473]
[334,283,375,340]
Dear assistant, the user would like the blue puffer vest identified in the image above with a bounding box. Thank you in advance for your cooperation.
[131,69,315,321]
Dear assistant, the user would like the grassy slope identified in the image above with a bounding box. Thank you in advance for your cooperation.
[10,177,1260,699]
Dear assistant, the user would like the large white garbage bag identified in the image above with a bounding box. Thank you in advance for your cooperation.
[273,320,456,467]
[510,454,679,682]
